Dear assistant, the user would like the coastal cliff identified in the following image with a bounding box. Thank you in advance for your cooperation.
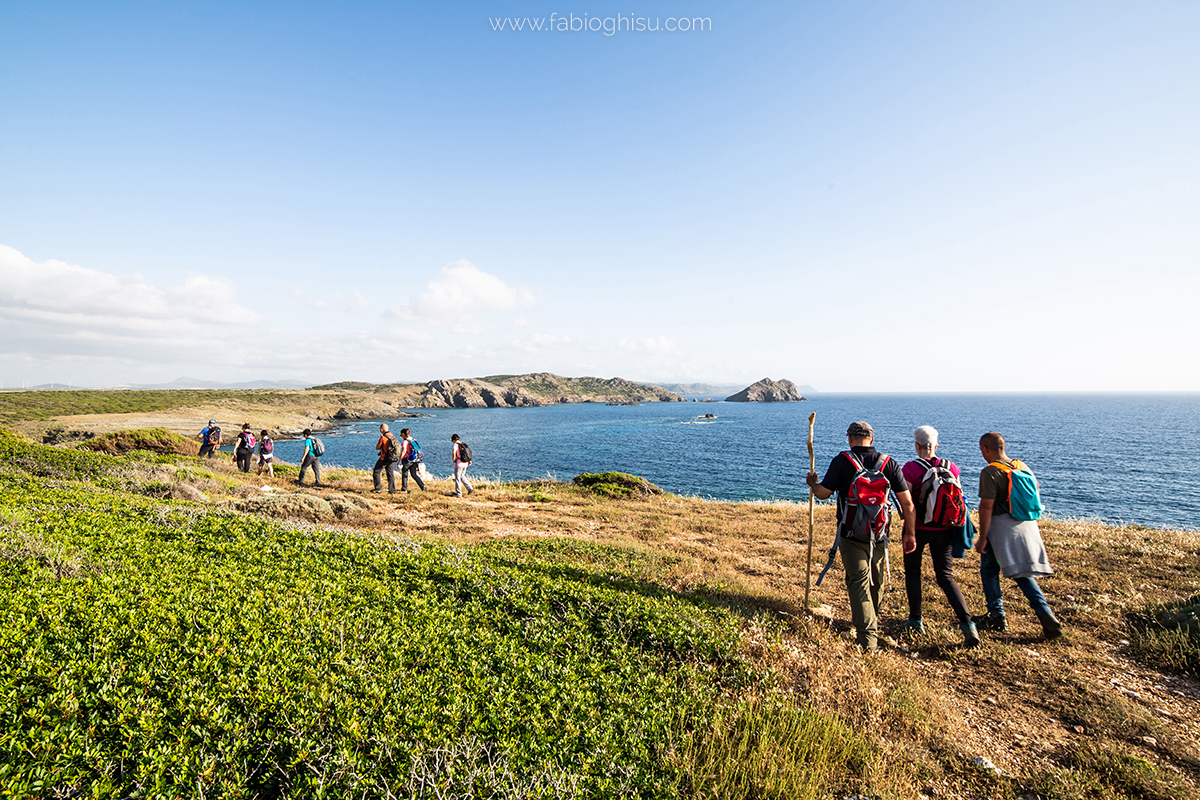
[725,378,807,402]
[312,373,683,413]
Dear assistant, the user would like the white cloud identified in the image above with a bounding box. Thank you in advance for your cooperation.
[617,335,678,356]
[388,260,533,323]
[0,245,258,327]
[0,244,265,365]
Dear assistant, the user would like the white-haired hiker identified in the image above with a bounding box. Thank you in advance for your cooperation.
[900,425,978,647]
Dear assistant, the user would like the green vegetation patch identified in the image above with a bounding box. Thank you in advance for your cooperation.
[0,389,295,425]
[1128,593,1200,677]
[574,472,665,499]
[0,428,120,487]
[80,428,199,457]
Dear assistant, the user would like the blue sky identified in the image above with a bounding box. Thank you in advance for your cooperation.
[2,1,1198,390]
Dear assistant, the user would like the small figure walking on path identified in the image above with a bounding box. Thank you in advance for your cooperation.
[807,421,917,653]
[197,419,221,458]
[973,432,1062,640]
[372,423,400,494]
[257,430,274,477]
[297,428,324,487]
[234,423,255,473]
[900,426,978,647]
[398,428,426,493]
[451,434,473,498]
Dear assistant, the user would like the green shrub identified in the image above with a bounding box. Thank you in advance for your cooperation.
[1128,594,1200,676]
[80,428,199,457]
[574,472,664,499]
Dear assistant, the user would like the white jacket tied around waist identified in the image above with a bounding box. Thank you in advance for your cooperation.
[989,513,1053,580]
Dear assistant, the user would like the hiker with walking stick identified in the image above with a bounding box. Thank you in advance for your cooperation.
[806,421,917,653]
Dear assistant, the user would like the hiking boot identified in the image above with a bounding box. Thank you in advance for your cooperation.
[971,613,1007,632]
[958,621,980,648]
[899,618,924,636]
[1038,612,1063,640]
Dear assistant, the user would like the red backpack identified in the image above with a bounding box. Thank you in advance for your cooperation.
[841,451,893,543]
[915,457,967,527]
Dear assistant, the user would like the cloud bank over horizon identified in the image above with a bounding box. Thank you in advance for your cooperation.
[0,245,697,388]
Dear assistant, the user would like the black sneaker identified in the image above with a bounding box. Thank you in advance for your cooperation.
[971,613,1007,632]
[1037,612,1063,640]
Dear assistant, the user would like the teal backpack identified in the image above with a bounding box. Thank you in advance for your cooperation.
[989,459,1044,521]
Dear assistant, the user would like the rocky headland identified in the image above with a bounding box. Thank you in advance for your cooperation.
[725,377,807,402]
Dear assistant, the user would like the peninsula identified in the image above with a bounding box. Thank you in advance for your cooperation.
[0,373,683,441]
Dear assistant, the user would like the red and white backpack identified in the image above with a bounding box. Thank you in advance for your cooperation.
[841,451,893,543]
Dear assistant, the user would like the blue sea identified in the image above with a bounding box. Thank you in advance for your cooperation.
[272,394,1200,531]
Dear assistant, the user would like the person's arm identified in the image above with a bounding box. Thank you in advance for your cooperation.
[896,489,917,551]
[805,471,834,500]
[975,498,994,553]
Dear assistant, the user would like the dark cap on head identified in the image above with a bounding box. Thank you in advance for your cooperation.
[846,421,874,438]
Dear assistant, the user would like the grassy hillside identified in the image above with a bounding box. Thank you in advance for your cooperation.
[1,429,1197,799]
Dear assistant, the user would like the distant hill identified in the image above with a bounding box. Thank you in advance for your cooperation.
[307,374,684,417]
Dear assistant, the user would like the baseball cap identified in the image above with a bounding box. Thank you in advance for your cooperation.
[846,421,873,437]
[209,419,217,424]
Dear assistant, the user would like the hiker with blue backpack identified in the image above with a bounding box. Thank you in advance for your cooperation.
[807,421,917,653]
[197,419,221,459]
[398,428,426,493]
[900,426,979,647]
[296,428,325,487]
[973,432,1062,640]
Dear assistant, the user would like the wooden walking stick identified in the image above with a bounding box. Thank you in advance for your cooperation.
[803,412,816,610]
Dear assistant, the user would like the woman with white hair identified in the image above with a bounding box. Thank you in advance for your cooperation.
[900,425,979,647]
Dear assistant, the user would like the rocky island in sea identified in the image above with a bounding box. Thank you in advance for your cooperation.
[725,377,807,402]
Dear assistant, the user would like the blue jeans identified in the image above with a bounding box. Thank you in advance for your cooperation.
[980,543,1052,618]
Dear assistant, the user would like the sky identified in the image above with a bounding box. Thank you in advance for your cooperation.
[2,1,1198,391]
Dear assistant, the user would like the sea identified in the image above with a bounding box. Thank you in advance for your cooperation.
[271,393,1200,532]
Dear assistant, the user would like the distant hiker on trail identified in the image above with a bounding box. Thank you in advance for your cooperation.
[973,432,1061,640]
[807,421,917,653]
[372,423,400,494]
[451,434,473,498]
[900,426,978,647]
[398,428,426,493]
[257,430,274,477]
[197,419,221,458]
[234,423,255,473]
[297,428,324,487]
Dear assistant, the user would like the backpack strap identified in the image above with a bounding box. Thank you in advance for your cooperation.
[842,450,863,471]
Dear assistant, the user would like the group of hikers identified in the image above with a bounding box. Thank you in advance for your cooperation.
[807,421,1060,653]
[197,414,1056,650]
[194,421,474,497]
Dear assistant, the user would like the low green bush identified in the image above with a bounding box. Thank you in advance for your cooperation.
[80,428,199,457]
[1128,594,1200,677]
[574,472,664,499]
